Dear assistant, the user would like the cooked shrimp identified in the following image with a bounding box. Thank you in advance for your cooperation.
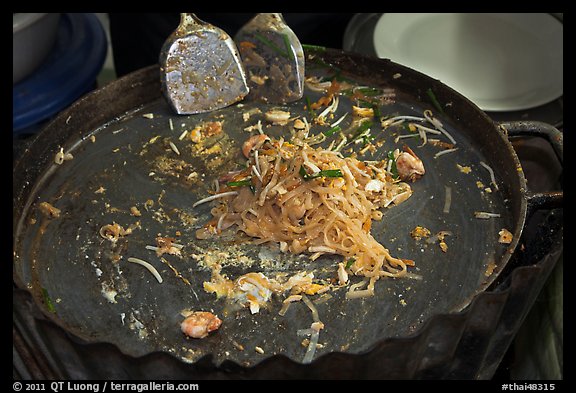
[180,311,222,339]
[396,146,425,182]
[242,134,269,158]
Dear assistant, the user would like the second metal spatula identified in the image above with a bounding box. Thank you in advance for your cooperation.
[234,13,305,104]
[159,13,249,114]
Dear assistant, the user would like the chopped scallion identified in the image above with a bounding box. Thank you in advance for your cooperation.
[355,120,373,135]
[356,87,383,97]
[426,88,445,114]
[42,288,56,313]
[347,121,373,145]
[281,33,295,61]
[372,104,381,119]
[356,100,381,120]
[387,151,399,179]
[302,44,327,53]
[323,125,342,137]
[305,96,315,118]
[299,165,343,181]
[253,32,289,59]
[227,178,252,187]
[345,258,355,269]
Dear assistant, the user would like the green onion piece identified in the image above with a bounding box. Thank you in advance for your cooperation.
[349,121,373,144]
[363,135,376,145]
[305,96,315,118]
[372,104,382,119]
[227,178,252,187]
[426,88,445,114]
[356,87,383,97]
[302,44,327,53]
[345,258,355,270]
[281,33,295,61]
[333,73,356,84]
[357,100,382,120]
[317,72,353,85]
[299,165,343,181]
[355,120,373,134]
[306,56,337,72]
[42,288,56,313]
[254,32,289,58]
[387,151,399,179]
[357,99,374,108]
[323,125,342,137]
[318,169,344,178]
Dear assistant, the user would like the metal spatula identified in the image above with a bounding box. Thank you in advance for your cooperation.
[159,13,249,114]
[234,13,305,104]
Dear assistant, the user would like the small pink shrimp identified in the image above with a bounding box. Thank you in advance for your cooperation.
[396,146,425,182]
[180,311,222,339]
[242,134,269,158]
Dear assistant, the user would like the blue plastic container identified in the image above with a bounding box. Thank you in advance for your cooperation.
[13,13,107,135]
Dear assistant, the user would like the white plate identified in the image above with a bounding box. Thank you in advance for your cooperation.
[373,13,563,111]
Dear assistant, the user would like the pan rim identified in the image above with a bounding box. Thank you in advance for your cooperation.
[13,49,532,367]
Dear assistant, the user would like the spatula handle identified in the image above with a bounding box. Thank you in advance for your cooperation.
[177,13,207,34]
[247,13,288,30]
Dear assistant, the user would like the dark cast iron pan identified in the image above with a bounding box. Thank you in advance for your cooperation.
[13,48,562,369]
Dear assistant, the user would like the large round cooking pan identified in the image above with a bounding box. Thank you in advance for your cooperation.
[12,48,562,376]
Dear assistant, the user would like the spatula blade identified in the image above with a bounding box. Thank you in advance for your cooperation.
[160,14,249,114]
[235,13,305,104]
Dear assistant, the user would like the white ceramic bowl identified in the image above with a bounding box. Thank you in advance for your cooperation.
[13,13,61,84]
[372,13,563,111]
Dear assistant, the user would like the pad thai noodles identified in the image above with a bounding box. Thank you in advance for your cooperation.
[194,126,425,298]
